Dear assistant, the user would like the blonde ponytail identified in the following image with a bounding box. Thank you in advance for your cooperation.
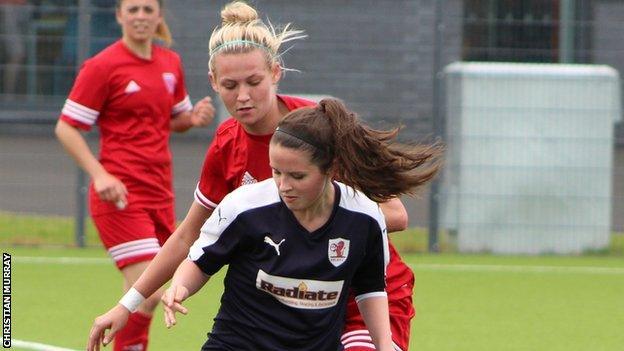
[155,20,173,47]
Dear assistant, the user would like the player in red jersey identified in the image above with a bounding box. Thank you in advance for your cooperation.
[56,1,213,350]
[88,2,433,350]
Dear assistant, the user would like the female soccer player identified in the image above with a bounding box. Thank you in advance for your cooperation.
[87,2,439,350]
[55,1,213,350]
[161,98,441,351]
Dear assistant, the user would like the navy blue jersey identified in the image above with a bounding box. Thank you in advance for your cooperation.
[189,179,389,351]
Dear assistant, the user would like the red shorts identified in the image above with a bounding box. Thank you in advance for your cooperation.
[341,274,415,350]
[92,206,175,269]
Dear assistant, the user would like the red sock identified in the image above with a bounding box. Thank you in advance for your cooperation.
[113,311,152,351]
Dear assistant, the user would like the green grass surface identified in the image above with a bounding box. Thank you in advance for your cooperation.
[3,246,624,351]
[2,212,624,350]
[0,211,100,247]
[3,211,624,255]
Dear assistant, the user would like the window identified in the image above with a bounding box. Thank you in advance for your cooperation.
[463,0,592,63]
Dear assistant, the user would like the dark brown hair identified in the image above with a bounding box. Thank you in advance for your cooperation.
[272,98,444,202]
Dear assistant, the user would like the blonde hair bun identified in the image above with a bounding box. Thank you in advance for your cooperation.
[221,1,259,25]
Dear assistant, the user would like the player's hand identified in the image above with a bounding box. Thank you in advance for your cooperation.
[162,284,190,328]
[87,304,130,351]
[93,172,128,209]
[190,96,215,127]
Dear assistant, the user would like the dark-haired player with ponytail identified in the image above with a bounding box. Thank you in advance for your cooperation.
[162,98,441,350]
[87,2,440,350]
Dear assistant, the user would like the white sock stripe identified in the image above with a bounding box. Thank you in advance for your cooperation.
[108,238,159,253]
[343,341,376,350]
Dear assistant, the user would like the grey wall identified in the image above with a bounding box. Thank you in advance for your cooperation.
[166,0,463,141]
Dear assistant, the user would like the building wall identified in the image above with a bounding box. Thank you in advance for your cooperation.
[166,0,463,140]
[594,0,624,144]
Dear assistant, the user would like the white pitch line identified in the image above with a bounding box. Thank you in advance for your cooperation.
[12,255,624,275]
[11,339,80,351]
[409,263,624,275]
[14,256,110,265]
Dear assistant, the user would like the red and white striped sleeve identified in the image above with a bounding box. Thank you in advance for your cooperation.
[171,55,192,116]
[59,59,109,130]
[193,139,231,210]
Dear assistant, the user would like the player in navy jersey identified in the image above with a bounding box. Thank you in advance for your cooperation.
[56,1,213,350]
[162,98,442,351]
[87,2,436,350]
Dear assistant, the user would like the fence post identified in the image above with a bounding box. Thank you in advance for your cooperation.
[428,0,444,253]
[559,0,575,63]
[75,0,91,247]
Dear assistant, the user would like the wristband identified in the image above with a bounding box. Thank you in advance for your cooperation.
[119,287,145,313]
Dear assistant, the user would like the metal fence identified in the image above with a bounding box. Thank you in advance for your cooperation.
[0,0,622,253]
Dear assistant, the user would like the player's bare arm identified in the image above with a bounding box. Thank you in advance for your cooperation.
[162,258,211,328]
[379,197,408,233]
[54,119,128,206]
[170,96,215,132]
[86,201,212,350]
[357,296,393,351]
[133,201,213,298]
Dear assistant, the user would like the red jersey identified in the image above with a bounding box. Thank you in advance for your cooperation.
[194,95,315,208]
[194,95,415,339]
[59,40,192,215]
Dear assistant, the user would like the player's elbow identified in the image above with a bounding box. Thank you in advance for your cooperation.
[54,119,73,141]
[54,119,65,139]
[386,209,409,232]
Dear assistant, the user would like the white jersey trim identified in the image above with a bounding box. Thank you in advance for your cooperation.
[337,183,390,274]
[341,330,404,351]
[108,238,161,262]
[62,99,99,125]
[172,95,192,115]
[194,183,218,209]
[354,291,387,304]
[190,179,281,260]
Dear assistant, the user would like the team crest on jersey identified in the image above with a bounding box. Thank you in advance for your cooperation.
[328,238,350,267]
[162,72,176,94]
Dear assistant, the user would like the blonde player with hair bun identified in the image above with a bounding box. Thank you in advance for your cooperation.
[88,2,416,350]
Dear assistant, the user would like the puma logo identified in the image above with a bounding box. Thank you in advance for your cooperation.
[264,236,285,256]
[218,208,226,225]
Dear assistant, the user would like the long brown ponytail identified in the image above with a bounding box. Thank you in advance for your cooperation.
[272,98,444,202]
